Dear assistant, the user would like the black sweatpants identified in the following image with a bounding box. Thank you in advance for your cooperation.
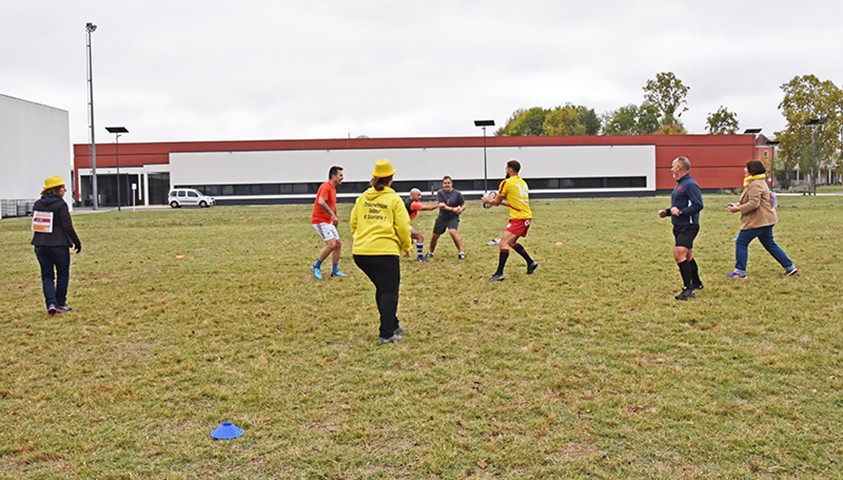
[353,255,401,339]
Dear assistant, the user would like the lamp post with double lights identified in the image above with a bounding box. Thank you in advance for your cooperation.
[86,22,99,209]
[106,126,129,211]
[474,120,495,194]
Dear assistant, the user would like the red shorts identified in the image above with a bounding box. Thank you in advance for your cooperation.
[506,218,531,237]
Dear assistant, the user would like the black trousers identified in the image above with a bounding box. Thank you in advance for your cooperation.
[353,255,401,339]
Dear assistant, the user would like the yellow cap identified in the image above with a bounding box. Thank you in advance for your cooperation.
[371,158,396,178]
[42,175,65,192]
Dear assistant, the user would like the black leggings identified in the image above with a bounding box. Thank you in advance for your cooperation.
[353,255,401,339]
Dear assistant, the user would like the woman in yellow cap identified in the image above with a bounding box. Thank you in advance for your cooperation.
[31,176,82,316]
[350,159,412,343]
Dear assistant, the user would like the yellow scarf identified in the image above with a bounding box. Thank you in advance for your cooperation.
[743,173,766,187]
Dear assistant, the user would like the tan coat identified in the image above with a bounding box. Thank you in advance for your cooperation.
[737,179,778,230]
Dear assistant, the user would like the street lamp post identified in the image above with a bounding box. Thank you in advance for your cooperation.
[106,126,129,211]
[474,120,495,194]
[86,22,98,209]
[805,118,826,195]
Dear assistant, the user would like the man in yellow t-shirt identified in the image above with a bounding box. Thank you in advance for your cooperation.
[481,160,537,282]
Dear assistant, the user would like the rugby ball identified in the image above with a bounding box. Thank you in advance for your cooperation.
[482,191,497,209]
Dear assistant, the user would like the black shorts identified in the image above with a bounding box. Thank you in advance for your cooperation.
[673,224,700,249]
[433,217,460,234]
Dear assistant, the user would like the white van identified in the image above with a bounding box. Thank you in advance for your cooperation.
[167,188,216,208]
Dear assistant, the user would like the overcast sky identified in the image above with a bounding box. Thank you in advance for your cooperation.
[2,1,841,144]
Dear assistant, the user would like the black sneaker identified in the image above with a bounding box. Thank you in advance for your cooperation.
[57,305,73,313]
[488,274,505,282]
[424,252,434,259]
[690,281,704,290]
[527,262,538,274]
[378,334,403,344]
[674,288,695,301]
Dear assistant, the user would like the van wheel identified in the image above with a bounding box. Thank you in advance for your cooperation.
[199,200,208,208]
[170,201,180,208]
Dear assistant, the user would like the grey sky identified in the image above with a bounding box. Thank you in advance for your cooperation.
[2,1,841,144]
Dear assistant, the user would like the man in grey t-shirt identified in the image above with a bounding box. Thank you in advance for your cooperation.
[426,175,468,260]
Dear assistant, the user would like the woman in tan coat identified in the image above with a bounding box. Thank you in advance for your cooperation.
[725,160,798,279]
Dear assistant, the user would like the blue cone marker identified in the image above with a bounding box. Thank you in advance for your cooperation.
[211,422,244,440]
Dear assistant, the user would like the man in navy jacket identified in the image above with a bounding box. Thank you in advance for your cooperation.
[659,156,704,300]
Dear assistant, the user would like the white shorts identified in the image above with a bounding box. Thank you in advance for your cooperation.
[313,223,340,242]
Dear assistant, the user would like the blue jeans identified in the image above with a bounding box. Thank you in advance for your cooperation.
[35,246,71,308]
[734,226,794,274]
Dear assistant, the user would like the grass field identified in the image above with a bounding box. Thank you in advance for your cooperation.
[1,194,841,479]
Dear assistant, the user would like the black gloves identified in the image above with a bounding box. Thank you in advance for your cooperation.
[74,243,82,254]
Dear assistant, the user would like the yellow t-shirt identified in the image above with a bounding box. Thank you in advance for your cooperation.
[498,175,532,219]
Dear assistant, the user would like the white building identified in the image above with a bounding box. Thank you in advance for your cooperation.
[0,93,72,217]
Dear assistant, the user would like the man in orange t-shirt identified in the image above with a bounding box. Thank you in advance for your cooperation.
[311,166,346,280]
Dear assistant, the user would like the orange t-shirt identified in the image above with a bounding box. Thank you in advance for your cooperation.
[311,182,337,224]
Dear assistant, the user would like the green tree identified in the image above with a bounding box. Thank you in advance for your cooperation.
[705,106,740,134]
[775,74,843,192]
[496,107,548,136]
[643,72,690,127]
[543,104,600,135]
[602,103,661,135]
[656,123,688,135]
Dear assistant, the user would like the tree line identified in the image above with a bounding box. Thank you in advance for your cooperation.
[496,72,843,188]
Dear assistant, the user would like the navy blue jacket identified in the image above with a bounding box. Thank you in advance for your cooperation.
[668,174,704,226]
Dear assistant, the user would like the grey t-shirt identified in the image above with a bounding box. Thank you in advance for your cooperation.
[436,188,465,223]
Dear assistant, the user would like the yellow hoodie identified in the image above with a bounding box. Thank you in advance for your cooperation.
[350,186,412,256]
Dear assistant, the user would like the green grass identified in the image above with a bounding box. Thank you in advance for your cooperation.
[1,195,841,479]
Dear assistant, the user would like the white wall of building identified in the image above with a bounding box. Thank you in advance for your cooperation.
[0,94,71,205]
[170,145,655,199]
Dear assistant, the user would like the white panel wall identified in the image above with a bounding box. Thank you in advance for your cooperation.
[171,145,655,192]
[0,94,71,203]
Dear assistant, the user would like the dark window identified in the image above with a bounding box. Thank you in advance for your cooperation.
[172,176,647,198]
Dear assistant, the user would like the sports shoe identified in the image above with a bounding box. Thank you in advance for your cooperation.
[674,288,695,301]
[690,281,704,290]
[312,266,323,281]
[424,252,434,259]
[56,305,72,313]
[784,267,799,277]
[488,274,505,282]
[458,252,466,260]
[378,334,403,344]
[47,305,58,316]
[416,256,429,263]
[331,270,348,278]
[394,327,406,335]
[726,272,746,279]
[527,261,539,274]
[486,238,500,246]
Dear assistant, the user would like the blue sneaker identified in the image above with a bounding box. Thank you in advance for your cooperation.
[417,256,429,263]
[726,272,746,279]
[331,270,348,278]
[312,266,323,280]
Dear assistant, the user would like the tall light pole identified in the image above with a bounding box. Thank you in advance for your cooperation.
[86,22,98,209]
[106,126,129,211]
[474,119,495,193]
[805,118,825,195]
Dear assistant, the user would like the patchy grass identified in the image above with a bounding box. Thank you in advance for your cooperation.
[1,194,841,478]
